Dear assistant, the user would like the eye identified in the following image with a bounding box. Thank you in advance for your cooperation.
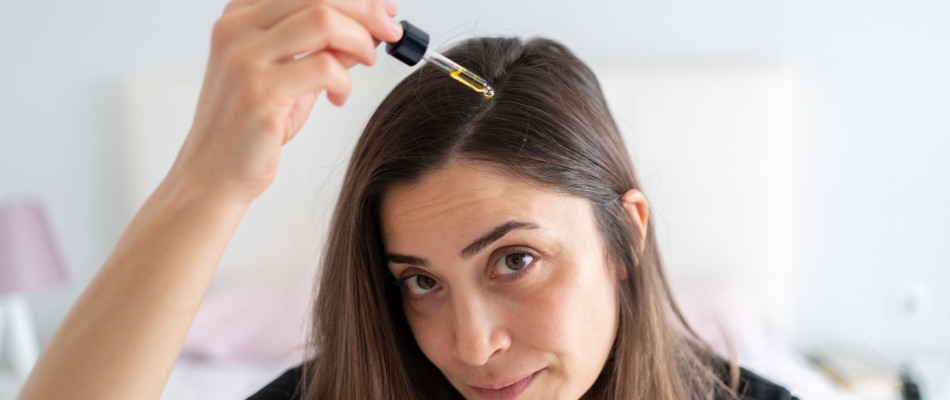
[403,274,440,296]
[493,251,535,276]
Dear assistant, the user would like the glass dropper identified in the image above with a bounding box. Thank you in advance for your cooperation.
[386,20,495,99]
[421,49,494,99]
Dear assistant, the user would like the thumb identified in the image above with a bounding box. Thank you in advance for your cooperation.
[284,91,318,144]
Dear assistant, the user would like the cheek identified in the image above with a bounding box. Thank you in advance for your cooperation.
[513,259,619,373]
[509,256,619,398]
[405,303,457,368]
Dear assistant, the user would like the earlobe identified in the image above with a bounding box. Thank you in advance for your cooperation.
[619,189,649,252]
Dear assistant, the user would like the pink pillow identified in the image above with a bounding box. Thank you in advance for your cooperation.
[181,279,311,363]
[672,283,770,356]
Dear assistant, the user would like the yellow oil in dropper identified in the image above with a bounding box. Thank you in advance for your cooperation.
[424,49,495,99]
[448,68,495,99]
[385,20,495,99]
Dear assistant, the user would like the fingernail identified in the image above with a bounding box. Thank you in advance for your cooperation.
[390,19,403,37]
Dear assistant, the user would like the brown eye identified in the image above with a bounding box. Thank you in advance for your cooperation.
[416,275,437,290]
[496,252,534,275]
[404,274,440,295]
[506,254,528,270]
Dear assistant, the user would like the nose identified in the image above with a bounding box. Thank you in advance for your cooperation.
[451,291,511,366]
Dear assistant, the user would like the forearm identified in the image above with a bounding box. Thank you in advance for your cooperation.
[17,0,400,396]
[18,177,248,400]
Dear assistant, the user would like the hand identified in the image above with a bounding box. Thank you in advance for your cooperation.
[168,0,402,205]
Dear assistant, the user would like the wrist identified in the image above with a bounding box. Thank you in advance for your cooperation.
[162,158,260,204]
[151,170,251,222]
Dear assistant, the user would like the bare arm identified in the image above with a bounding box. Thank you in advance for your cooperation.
[17,0,402,398]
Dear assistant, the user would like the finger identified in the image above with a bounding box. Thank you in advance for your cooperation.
[284,91,318,143]
[260,5,376,66]
[247,0,400,43]
[270,51,353,105]
[316,53,354,105]
[222,0,262,14]
[325,85,349,106]
[327,0,403,43]
[244,0,312,28]
[329,49,361,70]
[379,0,398,17]
[250,0,401,42]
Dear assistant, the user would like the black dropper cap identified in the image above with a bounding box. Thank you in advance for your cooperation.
[385,20,429,66]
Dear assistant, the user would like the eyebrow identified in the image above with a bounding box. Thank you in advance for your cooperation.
[384,220,540,267]
[385,253,431,268]
[460,220,539,259]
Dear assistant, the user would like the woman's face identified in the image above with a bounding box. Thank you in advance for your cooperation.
[380,160,620,400]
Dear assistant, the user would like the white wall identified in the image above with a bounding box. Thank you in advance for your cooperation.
[1,0,948,358]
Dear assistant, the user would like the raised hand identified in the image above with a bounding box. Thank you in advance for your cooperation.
[170,0,402,205]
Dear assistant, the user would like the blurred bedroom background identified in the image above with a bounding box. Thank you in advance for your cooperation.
[1,0,948,399]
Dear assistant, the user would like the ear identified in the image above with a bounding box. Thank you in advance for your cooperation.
[619,189,649,253]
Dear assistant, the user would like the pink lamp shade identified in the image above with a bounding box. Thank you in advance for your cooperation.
[0,202,67,294]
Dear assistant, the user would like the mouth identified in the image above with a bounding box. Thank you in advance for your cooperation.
[469,369,542,400]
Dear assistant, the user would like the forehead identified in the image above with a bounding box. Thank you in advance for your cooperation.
[379,161,590,249]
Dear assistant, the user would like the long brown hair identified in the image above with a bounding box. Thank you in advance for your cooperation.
[300,37,737,399]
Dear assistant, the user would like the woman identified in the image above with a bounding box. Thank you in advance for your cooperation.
[19,0,796,399]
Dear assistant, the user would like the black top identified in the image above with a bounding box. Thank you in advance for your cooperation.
[247,364,798,400]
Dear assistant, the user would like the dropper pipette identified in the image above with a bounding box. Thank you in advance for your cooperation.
[386,21,495,99]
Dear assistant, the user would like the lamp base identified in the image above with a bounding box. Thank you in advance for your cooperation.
[0,294,40,382]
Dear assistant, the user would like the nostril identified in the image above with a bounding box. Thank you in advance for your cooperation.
[453,328,491,366]
[450,294,511,366]
[452,328,511,367]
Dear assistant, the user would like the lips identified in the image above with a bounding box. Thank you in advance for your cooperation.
[469,369,542,400]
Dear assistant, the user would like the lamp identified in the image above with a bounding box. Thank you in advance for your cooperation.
[0,201,67,381]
